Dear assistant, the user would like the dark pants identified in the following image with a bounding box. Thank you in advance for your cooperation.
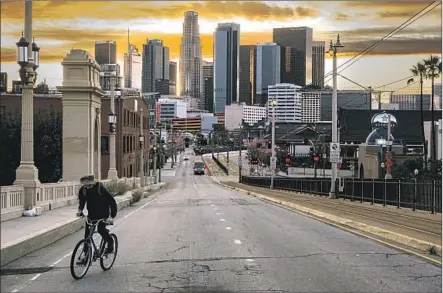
[83,220,113,253]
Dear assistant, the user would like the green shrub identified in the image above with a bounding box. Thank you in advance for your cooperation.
[116,182,130,195]
[132,189,144,203]
[106,181,119,196]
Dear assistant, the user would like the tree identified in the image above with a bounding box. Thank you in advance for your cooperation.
[0,111,21,185]
[407,61,427,168]
[424,55,442,161]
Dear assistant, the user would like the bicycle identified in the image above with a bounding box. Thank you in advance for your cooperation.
[70,218,119,280]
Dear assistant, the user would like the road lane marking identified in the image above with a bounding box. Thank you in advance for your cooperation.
[216,212,221,215]
[220,219,226,222]
[30,274,41,281]
[210,204,215,207]
[226,227,232,230]
[246,259,254,262]
[234,239,242,244]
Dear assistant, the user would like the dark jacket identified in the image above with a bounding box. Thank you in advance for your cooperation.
[78,182,117,220]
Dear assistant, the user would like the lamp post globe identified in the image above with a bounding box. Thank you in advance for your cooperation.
[16,32,29,68]
[32,38,40,69]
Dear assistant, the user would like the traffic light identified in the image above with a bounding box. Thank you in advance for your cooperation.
[309,147,315,160]
[284,155,291,166]
[267,141,272,149]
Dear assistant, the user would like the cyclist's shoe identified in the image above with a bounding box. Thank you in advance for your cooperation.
[105,245,114,254]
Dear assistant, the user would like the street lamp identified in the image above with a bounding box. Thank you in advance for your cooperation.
[108,112,116,133]
[328,34,344,199]
[270,99,277,190]
[16,32,29,68]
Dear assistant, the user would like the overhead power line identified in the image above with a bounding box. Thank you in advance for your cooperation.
[308,0,440,88]
[373,76,415,89]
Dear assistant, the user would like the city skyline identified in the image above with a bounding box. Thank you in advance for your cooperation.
[1,1,441,92]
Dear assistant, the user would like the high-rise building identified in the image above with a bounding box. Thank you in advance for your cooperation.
[213,23,240,113]
[94,41,117,65]
[124,44,142,89]
[180,11,203,108]
[301,92,321,122]
[239,45,256,105]
[99,64,122,91]
[434,83,442,110]
[0,72,7,92]
[390,94,431,111]
[267,83,302,123]
[224,103,266,130]
[256,43,281,106]
[142,39,169,93]
[204,77,214,113]
[202,61,214,111]
[312,41,325,88]
[169,61,177,95]
[273,27,313,86]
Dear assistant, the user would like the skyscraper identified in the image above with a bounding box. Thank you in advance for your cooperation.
[142,39,169,94]
[94,41,117,65]
[256,43,281,106]
[312,41,325,88]
[124,44,142,89]
[202,61,214,111]
[169,61,177,95]
[273,27,313,86]
[213,23,240,113]
[180,11,203,107]
[239,45,256,105]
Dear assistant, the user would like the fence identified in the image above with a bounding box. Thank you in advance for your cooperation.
[240,176,442,213]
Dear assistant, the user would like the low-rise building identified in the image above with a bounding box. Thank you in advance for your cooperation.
[224,103,266,130]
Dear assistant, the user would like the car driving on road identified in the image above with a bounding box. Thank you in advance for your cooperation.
[193,161,205,175]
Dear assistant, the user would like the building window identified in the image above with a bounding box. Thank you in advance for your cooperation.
[101,136,109,154]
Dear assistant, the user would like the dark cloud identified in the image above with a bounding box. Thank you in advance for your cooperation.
[334,13,348,21]
[2,1,319,22]
[343,38,441,56]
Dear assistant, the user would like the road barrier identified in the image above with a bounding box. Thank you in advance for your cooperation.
[240,176,442,213]
[212,154,229,175]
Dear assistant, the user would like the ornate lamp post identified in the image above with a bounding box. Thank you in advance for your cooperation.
[107,73,119,180]
[13,0,41,210]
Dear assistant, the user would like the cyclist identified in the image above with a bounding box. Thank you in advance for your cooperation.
[76,174,117,264]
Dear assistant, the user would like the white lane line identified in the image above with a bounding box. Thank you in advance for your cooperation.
[11,290,18,293]
[30,274,41,281]
[234,239,242,244]
[216,212,221,215]
[210,204,215,207]
[226,227,232,230]
[220,219,226,222]
[246,259,254,262]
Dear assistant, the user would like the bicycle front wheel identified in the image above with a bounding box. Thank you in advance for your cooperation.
[100,234,118,271]
[70,239,92,280]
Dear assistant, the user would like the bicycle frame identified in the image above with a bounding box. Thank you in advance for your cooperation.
[84,218,110,261]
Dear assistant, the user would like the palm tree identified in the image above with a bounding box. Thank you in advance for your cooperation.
[407,61,427,167]
[424,55,442,161]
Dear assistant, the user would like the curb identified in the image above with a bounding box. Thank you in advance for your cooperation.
[210,177,442,259]
[0,183,166,267]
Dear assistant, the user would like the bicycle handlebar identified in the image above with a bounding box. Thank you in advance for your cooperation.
[85,218,113,226]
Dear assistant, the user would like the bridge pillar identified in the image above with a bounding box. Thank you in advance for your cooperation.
[57,49,104,182]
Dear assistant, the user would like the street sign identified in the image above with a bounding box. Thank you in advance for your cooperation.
[329,142,341,163]
[270,157,277,169]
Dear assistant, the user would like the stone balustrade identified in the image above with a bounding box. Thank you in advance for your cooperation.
[1,175,154,221]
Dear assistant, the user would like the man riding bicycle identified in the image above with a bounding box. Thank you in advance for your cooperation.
[76,175,117,264]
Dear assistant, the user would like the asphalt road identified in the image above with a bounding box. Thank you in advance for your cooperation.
[1,152,441,293]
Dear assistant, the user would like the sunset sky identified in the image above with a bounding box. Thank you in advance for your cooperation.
[1,1,441,93]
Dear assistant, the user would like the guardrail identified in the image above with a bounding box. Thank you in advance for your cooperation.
[1,175,153,219]
[240,176,442,213]
[212,154,229,175]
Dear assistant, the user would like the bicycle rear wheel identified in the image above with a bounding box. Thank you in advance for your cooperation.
[100,234,118,271]
[70,239,92,280]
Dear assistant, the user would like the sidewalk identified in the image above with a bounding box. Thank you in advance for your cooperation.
[0,183,166,267]
[216,178,442,261]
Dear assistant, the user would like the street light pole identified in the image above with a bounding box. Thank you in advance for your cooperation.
[329,34,344,199]
[153,123,158,184]
[14,1,41,209]
[270,99,277,190]
[107,73,118,180]
[138,108,144,180]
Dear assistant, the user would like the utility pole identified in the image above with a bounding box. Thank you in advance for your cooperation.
[329,34,344,199]
[385,113,393,179]
[153,122,158,184]
[270,99,277,190]
[138,108,144,180]
[238,125,243,182]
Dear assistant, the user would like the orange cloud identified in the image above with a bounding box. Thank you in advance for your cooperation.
[2,1,318,22]
[334,13,348,21]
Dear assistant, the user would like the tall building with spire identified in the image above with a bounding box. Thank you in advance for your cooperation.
[179,11,203,109]
[124,28,142,89]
